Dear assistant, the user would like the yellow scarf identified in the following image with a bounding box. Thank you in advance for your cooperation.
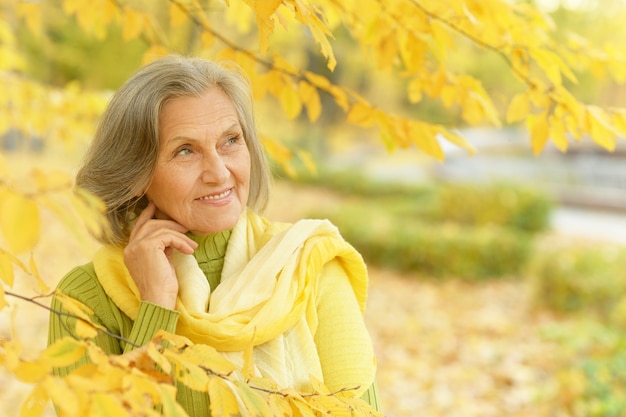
[93,209,372,393]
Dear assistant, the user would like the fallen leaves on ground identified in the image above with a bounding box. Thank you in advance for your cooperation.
[366,268,564,417]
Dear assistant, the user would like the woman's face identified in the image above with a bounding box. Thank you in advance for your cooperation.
[146,87,251,235]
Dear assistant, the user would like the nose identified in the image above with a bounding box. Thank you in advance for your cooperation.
[200,151,229,184]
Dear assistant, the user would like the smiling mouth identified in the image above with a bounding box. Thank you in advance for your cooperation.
[197,189,232,201]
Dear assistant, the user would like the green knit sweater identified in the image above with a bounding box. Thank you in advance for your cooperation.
[48,230,381,416]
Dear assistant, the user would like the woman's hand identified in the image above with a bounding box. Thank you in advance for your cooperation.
[123,202,198,310]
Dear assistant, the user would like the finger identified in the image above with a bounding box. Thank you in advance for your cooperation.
[131,202,188,240]
[131,217,191,242]
[135,226,198,254]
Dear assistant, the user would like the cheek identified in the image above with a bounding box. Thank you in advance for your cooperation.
[147,167,188,203]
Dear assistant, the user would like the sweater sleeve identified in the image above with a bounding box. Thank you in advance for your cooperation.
[313,259,381,411]
[48,263,180,376]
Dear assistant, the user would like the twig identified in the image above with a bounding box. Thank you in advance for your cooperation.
[4,290,140,348]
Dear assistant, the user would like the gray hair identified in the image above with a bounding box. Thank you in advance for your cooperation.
[77,55,271,246]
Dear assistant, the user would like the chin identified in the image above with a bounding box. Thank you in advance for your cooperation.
[192,214,242,235]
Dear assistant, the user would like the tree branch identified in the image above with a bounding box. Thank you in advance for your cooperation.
[4,290,140,349]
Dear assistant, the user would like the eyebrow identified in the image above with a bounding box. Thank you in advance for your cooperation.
[164,123,242,145]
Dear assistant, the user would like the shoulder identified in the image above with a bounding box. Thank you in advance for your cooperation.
[55,262,107,303]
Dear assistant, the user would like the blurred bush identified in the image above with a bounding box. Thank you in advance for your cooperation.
[528,242,626,325]
[316,203,533,279]
[542,320,626,417]
[285,170,552,280]
[426,183,553,233]
[286,169,553,232]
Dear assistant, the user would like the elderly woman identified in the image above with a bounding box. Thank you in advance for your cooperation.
[48,55,380,416]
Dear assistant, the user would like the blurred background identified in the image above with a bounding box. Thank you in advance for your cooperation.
[2,0,626,416]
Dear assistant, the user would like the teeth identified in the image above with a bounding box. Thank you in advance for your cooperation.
[199,189,231,200]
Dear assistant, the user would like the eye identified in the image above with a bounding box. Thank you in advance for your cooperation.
[175,146,193,156]
[226,134,242,145]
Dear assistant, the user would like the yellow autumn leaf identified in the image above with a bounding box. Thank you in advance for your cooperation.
[296,149,318,176]
[261,137,296,177]
[158,383,189,417]
[71,187,107,238]
[305,395,352,417]
[89,393,131,417]
[72,0,111,40]
[549,116,569,152]
[309,374,330,395]
[461,97,486,126]
[0,154,9,179]
[200,31,215,49]
[299,81,322,122]
[541,47,578,84]
[247,375,278,392]
[208,376,242,417]
[329,85,349,111]
[85,345,110,368]
[261,136,293,163]
[409,121,444,161]
[32,169,72,192]
[122,6,146,42]
[142,44,171,65]
[255,0,280,53]
[255,0,282,19]
[37,195,93,254]
[0,190,40,254]
[0,249,15,287]
[252,0,281,53]
[399,31,427,73]
[586,106,617,152]
[426,66,447,98]
[6,352,51,384]
[29,253,49,293]
[293,2,336,70]
[54,290,94,321]
[408,77,423,103]
[43,377,81,416]
[75,318,99,339]
[235,380,273,417]
[164,350,210,391]
[439,129,476,155]
[346,103,377,128]
[430,20,454,61]
[374,30,398,71]
[121,373,164,410]
[169,2,187,28]
[304,71,331,90]
[242,342,255,381]
[440,85,457,108]
[612,111,626,138]
[16,2,43,37]
[377,115,399,152]
[147,341,172,374]
[0,285,7,310]
[279,81,303,119]
[509,46,530,77]
[179,343,237,376]
[269,393,292,417]
[43,337,87,368]
[531,48,563,86]
[527,112,550,155]
[506,92,531,124]
[20,384,49,417]
[289,396,316,417]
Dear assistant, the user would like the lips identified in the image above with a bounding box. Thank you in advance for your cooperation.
[196,188,233,201]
